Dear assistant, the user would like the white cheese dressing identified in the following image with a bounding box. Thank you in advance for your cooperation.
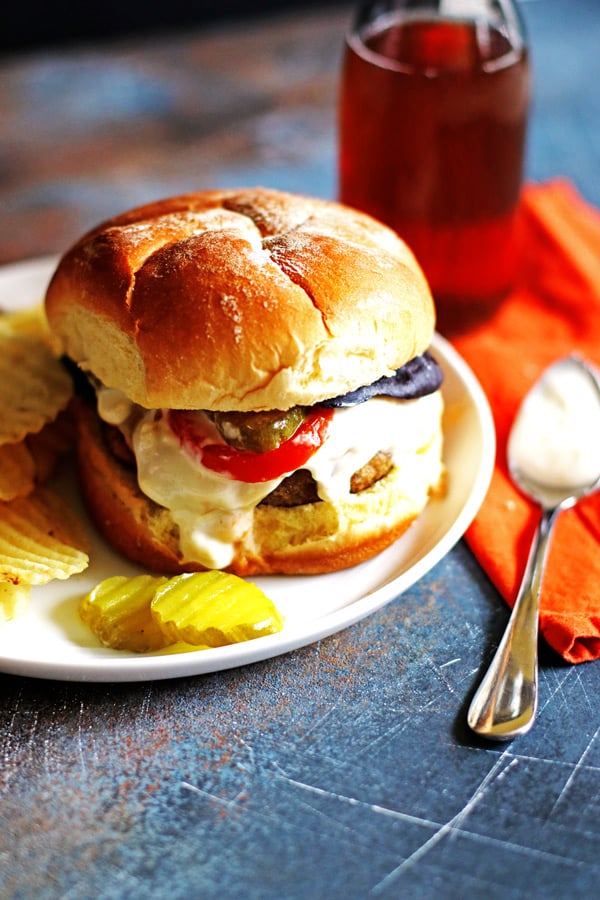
[508,358,600,489]
[97,387,443,568]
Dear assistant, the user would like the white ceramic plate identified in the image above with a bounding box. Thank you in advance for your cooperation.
[0,256,495,682]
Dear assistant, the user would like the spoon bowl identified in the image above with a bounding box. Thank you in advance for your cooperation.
[467,355,600,740]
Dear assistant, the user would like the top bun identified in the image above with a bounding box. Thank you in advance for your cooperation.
[45,187,435,411]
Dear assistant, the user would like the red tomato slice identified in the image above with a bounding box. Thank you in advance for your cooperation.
[168,407,333,483]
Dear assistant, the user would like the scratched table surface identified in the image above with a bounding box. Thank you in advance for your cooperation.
[1,2,600,898]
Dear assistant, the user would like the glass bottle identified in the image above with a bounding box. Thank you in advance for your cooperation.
[339,0,530,332]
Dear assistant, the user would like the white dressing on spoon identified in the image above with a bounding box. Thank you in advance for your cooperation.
[508,357,600,489]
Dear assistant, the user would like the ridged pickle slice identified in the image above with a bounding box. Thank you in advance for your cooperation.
[151,571,284,647]
[80,574,171,652]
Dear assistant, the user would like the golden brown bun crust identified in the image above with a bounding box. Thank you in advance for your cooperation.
[45,188,435,411]
[74,399,444,577]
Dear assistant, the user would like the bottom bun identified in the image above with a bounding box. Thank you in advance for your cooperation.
[74,400,446,576]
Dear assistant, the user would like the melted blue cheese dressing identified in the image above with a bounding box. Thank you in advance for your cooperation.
[98,388,443,568]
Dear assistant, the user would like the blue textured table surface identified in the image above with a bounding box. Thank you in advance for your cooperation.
[1,2,600,898]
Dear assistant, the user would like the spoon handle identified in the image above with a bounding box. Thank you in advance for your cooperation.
[467,505,561,740]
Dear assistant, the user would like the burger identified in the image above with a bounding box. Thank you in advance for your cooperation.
[44,187,445,576]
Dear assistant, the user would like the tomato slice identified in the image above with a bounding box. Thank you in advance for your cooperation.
[168,407,333,483]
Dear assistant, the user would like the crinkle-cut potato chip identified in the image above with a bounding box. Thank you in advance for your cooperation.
[80,574,171,652]
[0,336,73,445]
[0,440,36,501]
[0,582,31,622]
[0,304,63,363]
[0,486,89,585]
[0,329,73,446]
[151,571,284,647]
[0,305,52,341]
[26,410,76,484]
[0,412,75,503]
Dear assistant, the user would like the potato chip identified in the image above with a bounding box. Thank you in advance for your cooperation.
[0,330,72,445]
[0,412,75,502]
[0,486,89,585]
[0,305,53,343]
[0,440,36,501]
[25,410,76,484]
[151,571,284,647]
[80,574,170,652]
[0,582,31,622]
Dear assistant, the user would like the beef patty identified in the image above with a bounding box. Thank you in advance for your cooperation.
[260,451,393,507]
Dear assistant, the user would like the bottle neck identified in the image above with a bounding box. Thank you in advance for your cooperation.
[352,0,527,53]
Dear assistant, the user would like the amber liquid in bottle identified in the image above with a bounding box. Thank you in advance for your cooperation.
[339,15,530,328]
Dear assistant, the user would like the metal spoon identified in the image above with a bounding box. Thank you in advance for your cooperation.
[467,355,600,741]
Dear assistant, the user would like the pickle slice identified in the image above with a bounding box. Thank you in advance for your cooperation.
[213,407,306,453]
[151,571,284,647]
[80,574,170,652]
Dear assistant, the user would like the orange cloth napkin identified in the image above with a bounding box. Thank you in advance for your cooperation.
[451,179,600,664]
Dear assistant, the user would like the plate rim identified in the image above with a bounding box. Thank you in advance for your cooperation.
[0,257,495,682]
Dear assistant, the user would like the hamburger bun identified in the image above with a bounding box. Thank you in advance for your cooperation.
[45,187,435,412]
[45,187,444,576]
